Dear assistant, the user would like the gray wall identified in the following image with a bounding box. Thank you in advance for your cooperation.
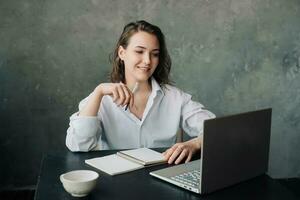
[1,0,299,189]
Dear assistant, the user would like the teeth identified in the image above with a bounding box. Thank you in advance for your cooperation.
[138,66,149,71]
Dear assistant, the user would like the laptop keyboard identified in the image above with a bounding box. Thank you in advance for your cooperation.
[170,169,200,188]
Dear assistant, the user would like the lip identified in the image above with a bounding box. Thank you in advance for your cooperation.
[137,66,151,72]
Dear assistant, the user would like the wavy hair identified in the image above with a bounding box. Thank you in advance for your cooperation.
[109,20,172,85]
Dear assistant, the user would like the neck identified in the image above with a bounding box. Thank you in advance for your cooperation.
[126,79,151,93]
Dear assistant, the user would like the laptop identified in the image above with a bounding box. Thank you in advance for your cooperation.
[150,108,272,194]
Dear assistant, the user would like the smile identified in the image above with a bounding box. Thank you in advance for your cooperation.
[137,66,151,72]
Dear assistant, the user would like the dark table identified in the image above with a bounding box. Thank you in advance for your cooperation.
[34,149,297,200]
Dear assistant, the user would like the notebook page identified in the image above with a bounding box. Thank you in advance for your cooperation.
[119,148,166,165]
[85,154,144,176]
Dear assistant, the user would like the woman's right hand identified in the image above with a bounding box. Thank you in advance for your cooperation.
[96,83,134,108]
[79,82,134,117]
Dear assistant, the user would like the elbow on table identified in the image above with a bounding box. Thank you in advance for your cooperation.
[66,136,90,152]
[65,141,79,152]
[65,142,93,152]
[66,126,99,152]
[65,136,98,152]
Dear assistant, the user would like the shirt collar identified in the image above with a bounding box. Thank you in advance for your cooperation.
[151,77,164,96]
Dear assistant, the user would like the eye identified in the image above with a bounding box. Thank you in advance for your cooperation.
[152,52,159,57]
[135,51,143,54]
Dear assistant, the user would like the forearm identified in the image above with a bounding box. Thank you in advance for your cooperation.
[79,86,103,116]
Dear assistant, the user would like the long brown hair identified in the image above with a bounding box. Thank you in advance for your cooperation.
[109,20,172,85]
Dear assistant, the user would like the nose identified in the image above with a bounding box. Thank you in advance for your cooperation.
[143,53,151,65]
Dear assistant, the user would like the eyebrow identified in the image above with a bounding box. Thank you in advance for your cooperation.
[135,46,160,51]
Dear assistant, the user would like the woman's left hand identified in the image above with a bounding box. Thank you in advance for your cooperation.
[163,137,202,165]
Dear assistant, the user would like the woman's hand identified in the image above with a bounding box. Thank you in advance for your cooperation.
[163,137,202,165]
[80,82,134,117]
[96,83,134,108]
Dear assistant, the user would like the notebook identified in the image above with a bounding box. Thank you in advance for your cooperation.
[85,148,166,175]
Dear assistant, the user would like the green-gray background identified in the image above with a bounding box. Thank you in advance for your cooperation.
[0,0,299,189]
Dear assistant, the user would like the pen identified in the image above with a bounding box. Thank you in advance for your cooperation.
[125,82,138,111]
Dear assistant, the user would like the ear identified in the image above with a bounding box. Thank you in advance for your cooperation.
[118,45,126,61]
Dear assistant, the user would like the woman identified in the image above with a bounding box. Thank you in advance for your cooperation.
[66,20,215,165]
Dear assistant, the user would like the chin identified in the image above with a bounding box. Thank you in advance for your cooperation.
[136,78,150,82]
[135,75,152,82]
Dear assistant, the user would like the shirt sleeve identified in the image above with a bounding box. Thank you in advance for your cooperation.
[180,92,215,138]
[65,94,103,152]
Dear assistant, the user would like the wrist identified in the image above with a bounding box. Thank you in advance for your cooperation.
[192,137,201,151]
[94,85,104,98]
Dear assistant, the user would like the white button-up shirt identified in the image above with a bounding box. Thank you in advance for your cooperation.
[66,78,215,152]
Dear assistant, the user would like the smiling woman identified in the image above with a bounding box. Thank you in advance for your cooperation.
[65,20,215,165]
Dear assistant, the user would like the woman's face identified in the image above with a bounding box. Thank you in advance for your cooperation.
[118,31,160,84]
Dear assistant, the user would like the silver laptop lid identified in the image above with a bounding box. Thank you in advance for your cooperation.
[200,108,272,194]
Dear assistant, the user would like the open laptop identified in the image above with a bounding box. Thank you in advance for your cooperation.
[150,108,272,194]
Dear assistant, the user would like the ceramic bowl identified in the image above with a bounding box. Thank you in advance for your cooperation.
[60,170,99,197]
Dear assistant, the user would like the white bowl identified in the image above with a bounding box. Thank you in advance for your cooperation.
[60,170,99,197]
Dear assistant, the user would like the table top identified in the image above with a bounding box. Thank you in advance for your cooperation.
[34,149,297,200]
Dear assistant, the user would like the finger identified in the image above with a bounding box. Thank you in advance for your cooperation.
[164,144,179,160]
[162,151,169,161]
[116,85,125,106]
[168,145,183,164]
[129,91,134,109]
[111,87,119,102]
[185,152,193,163]
[125,87,133,110]
[162,149,170,155]
[121,85,131,106]
[175,149,188,165]
[162,148,171,159]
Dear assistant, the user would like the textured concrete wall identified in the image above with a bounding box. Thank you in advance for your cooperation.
[0,0,299,188]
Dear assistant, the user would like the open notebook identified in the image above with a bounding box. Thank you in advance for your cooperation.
[85,148,166,175]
